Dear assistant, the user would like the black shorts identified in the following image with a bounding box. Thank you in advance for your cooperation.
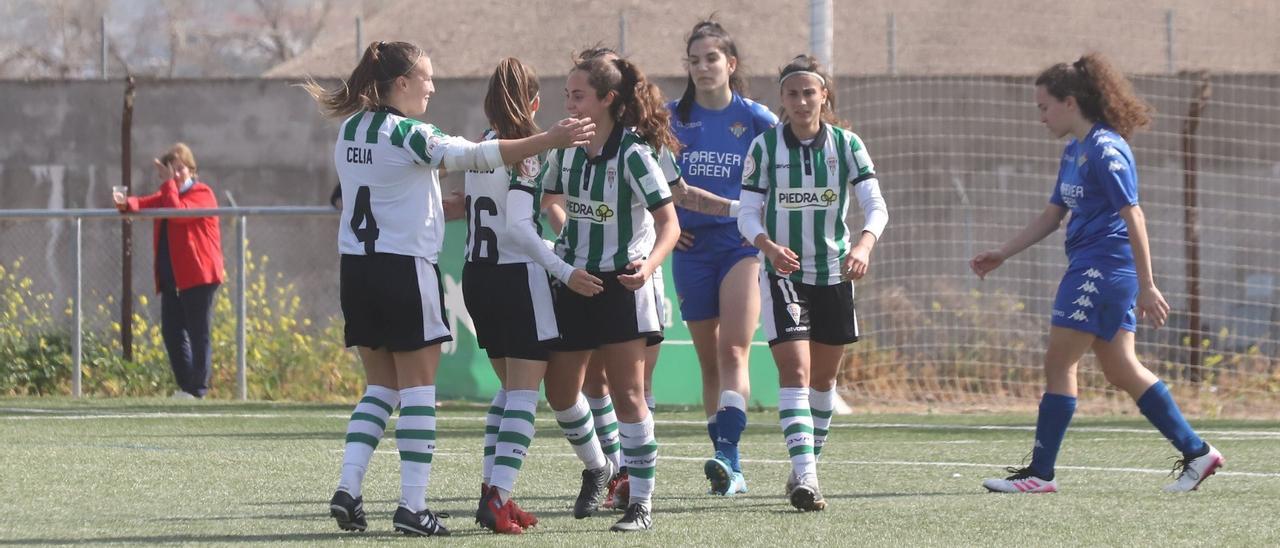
[552,269,662,352]
[761,272,859,346]
[462,261,558,361]
[340,253,450,352]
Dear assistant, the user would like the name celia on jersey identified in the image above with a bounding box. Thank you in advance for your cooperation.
[776,188,839,210]
[566,199,617,224]
[346,146,372,164]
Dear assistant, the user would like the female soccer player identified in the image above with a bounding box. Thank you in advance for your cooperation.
[971,53,1223,494]
[738,55,888,511]
[669,19,777,497]
[540,55,680,532]
[465,57,605,534]
[303,41,593,536]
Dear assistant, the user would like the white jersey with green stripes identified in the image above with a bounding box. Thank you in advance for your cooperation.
[334,108,460,261]
[538,126,673,272]
[463,129,542,265]
[741,122,877,285]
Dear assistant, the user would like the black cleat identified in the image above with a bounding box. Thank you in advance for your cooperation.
[609,502,653,532]
[788,476,827,512]
[393,506,451,537]
[329,490,366,532]
[573,466,612,519]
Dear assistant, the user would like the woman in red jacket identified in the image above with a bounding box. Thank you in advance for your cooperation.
[115,143,224,398]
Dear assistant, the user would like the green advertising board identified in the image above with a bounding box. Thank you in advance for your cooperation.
[434,220,781,407]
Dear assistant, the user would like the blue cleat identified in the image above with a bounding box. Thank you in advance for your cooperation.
[705,452,747,496]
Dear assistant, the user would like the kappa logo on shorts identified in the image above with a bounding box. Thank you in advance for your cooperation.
[785,303,802,326]
[1077,281,1099,294]
[1072,295,1095,308]
[1084,268,1104,279]
[777,188,838,210]
[1069,310,1089,321]
[565,199,616,224]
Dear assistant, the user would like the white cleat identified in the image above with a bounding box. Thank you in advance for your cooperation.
[983,467,1058,493]
[1164,443,1225,493]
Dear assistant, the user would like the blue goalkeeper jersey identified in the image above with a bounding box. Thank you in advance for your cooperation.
[1049,123,1139,271]
[668,93,777,230]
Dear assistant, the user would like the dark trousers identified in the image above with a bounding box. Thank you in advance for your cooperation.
[160,283,219,397]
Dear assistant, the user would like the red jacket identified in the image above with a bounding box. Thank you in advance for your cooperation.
[126,179,224,292]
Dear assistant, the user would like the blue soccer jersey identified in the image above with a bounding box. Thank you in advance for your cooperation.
[1050,123,1139,270]
[668,94,777,229]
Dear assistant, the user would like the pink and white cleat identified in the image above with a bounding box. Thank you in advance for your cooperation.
[1164,443,1225,493]
[982,467,1058,493]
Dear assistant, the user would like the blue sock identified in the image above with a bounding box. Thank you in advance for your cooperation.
[707,417,719,452]
[1137,381,1207,457]
[1029,392,1076,480]
[715,407,747,473]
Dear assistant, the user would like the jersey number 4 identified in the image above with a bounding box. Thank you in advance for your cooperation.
[350,186,380,254]
[465,195,499,263]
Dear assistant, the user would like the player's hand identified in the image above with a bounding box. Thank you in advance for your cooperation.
[549,117,596,148]
[675,230,695,251]
[764,242,800,276]
[1137,285,1170,328]
[113,197,129,213]
[567,268,604,297]
[843,244,871,281]
[617,259,654,291]
[442,191,465,221]
[969,249,1007,280]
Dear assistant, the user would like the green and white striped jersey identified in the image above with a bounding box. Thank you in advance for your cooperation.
[334,108,455,261]
[741,122,876,285]
[463,129,543,264]
[536,125,673,272]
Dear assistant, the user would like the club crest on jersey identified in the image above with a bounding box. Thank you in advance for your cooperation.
[728,121,747,138]
[742,155,756,179]
[826,155,838,174]
[777,188,838,210]
[566,199,616,224]
[606,166,617,187]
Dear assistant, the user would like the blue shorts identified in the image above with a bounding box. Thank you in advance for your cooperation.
[672,223,760,322]
[1051,263,1138,341]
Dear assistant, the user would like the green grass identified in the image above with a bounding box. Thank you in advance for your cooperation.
[2,398,1278,546]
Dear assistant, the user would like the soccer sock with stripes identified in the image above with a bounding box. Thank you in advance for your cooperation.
[1029,392,1076,480]
[779,387,816,479]
[587,394,622,472]
[556,395,607,471]
[809,388,836,459]
[1137,381,1208,457]
[482,389,507,485]
[620,414,658,509]
[396,385,437,513]
[714,390,748,473]
[337,385,399,498]
[490,389,538,502]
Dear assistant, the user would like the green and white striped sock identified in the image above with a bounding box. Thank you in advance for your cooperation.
[556,395,606,471]
[337,385,398,498]
[620,414,658,509]
[810,388,835,459]
[396,385,436,513]
[779,387,816,479]
[587,394,622,471]
[490,390,538,497]
[482,390,507,484]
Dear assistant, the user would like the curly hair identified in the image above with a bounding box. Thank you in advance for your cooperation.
[1035,52,1153,138]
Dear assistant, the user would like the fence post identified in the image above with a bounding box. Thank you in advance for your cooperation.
[887,13,897,75]
[73,217,83,398]
[100,16,107,80]
[355,17,362,63]
[1166,10,1175,74]
[236,215,247,400]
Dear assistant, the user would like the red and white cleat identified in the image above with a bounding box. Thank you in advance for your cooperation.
[983,467,1059,493]
[1164,443,1225,493]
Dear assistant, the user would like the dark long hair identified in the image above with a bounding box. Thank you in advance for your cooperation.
[778,54,844,127]
[483,57,540,139]
[300,41,423,119]
[574,56,681,155]
[675,18,748,124]
[1035,52,1153,138]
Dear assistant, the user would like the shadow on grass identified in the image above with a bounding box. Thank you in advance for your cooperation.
[0,531,406,545]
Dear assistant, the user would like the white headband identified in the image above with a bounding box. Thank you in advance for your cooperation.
[779,70,826,87]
